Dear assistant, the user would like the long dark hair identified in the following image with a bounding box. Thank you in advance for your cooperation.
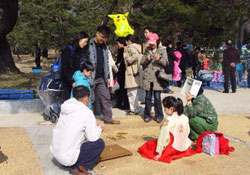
[162,96,184,116]
[125,35,137,44]
[71,31,89,50]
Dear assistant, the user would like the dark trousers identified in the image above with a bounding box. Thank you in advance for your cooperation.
[192,66,197,77]
[144,83,163,119]
[63,81,72,101]
[35,56,41,68]
[71,139,105,170]
[116,76,129,109]
[223,67,236,92]
[177,66,187,87]
[93,78,112,122]
[93,94,102,115]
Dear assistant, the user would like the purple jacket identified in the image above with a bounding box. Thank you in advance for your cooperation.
[222,47,240,67]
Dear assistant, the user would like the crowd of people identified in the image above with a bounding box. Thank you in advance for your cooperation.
[49,25,245,174]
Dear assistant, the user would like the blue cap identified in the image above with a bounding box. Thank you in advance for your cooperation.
[53,64,60,71]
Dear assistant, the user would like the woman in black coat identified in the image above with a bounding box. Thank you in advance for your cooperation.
[61,31,89,100]
[165,40,177,75]
[115,37,129,110]
[163,40,176,94]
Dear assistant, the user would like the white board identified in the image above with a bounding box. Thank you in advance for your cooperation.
[181,77,202,98]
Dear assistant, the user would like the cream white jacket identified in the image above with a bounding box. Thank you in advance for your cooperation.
[156,112,191,154]
[50,98,102,166]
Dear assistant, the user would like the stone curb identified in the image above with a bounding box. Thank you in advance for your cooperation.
[0,99,44,114]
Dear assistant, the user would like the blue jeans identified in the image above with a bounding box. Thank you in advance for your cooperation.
[236,70,243,85]
[163,87,171,93]
[248,70,250,88]
[144,83,163,119]
[71,138,105,170]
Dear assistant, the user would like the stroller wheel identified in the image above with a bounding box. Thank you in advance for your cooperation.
[50,113,58,123]
[43,113,50,121]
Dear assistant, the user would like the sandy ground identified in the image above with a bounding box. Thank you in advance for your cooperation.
[0,127,43,175]
[93,116,250,175]
[0,112,250,175]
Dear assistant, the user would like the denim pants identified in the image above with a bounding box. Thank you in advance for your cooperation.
[236,69,243,85]
[248,70,250,88]
[144,83,163,119]
[71,138,105,170]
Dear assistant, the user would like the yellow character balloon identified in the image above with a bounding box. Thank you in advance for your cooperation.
[108,12,134,37]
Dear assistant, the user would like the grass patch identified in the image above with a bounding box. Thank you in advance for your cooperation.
[0,54,55,97]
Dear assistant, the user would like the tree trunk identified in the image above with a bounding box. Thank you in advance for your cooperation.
[0,0,20,74]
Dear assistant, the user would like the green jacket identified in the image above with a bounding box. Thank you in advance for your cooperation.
[184,94,218,124]
[214,62,222,71]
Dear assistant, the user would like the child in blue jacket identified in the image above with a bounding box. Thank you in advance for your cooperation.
[71,62,94,109]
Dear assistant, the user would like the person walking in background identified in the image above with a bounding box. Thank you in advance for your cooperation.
[189,47,200,78]
[88,25,120,124]
[35,45,41,68]
[61,31,89,100]
[42,48,48,59]
[173,51,182,85]
[165,40,176,76]
[115,37,129,110]
[235,61,244,86]
[138,27,154,104]
[212,58,222,83]
[203,56,210,70]
[222,40,240,93]
[163,40,176,94]
[141,33,168,123]
[176,42,188,86]
[142,26,153,54]
[124,35,141,115]
[245,56,250,88]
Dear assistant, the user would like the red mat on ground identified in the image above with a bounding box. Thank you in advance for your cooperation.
[138,133,196,163]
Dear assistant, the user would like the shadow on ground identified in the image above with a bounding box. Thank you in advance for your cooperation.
[51,158,68,172]
[143,136,156,141]
[0,150,8,164]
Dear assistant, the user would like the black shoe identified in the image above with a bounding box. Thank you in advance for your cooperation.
[232,90,236,93]
[223,90,229,93]
[144,117,152,123]
[121,106,130,110]
[155,117,163,123]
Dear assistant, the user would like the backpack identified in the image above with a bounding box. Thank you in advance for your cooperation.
[52,45,74,80]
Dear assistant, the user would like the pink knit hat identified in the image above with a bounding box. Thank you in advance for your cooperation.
[147,33,159,44]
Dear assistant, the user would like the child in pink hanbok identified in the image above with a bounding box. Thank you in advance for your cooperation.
[212,59,222,83]
[172,51,182,81]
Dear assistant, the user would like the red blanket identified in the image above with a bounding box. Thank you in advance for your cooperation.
[138,134,196,163]
[195,131,235,155]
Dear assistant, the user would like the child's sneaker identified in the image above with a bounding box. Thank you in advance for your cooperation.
[127,111,138,116]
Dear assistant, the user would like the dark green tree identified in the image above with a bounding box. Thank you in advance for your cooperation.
[0,0,20,73]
